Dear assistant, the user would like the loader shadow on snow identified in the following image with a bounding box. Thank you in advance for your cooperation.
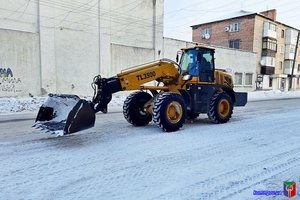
[38,134,90,149]
[37,129,120,148]
[37,124,162,149]
[185,117,213,125]
[36,113,241,148]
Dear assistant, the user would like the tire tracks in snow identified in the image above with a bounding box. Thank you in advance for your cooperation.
[43,124,299,199]
[152,148,300,200]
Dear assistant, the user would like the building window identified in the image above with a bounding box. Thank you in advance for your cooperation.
[229,22,240,32]
[298,64,300,71]
[235,72,243,85]
[201,28,211,39]
[229,39,240,49]
[262,38,277,51]
[268,23,277,31]
[245,73,253,85]
[281,29,285,38]
[280,61,283,70]
[269,77,273,87]
[202,28,210,35]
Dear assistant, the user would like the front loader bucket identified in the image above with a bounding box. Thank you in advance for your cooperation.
[34,94,96,136]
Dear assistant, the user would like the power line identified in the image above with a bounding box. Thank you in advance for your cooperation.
[1,0,30,19]
[42,0,98,24]
[1,0,300,42]
[18,0,31,19]
[0,1,167,39]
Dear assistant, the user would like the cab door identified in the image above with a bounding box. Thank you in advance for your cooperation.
[198,50,214,82]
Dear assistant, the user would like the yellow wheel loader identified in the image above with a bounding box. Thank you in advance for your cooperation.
[33,46,247,135]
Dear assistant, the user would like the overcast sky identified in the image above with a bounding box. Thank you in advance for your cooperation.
[164,0,300,41]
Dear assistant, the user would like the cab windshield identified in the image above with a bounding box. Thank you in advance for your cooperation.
[179,49,214,81]
[180,49,199,76]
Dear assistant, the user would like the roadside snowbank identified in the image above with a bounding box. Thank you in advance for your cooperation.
[248,90,300,101]
[0,97,46,113]
[0,90,300,113]
[0,93,127,114]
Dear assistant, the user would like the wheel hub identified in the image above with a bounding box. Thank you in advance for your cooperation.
[166,101,183,124]
[218,99,230,118]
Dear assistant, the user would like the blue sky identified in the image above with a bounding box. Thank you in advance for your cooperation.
[164,0,300,41]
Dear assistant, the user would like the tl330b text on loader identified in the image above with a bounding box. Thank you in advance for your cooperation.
[33,46,247,136]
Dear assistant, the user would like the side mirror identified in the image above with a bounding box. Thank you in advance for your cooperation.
[182,74,193,81]
[176,51,182,63]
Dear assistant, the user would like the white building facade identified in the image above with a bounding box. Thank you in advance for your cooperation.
[0,0,256,97]
[0,0,163,97]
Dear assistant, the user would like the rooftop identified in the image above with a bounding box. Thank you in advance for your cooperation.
[190,9,298,31]
[191,10,255,28]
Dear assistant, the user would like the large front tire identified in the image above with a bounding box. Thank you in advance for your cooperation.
[153,92,187,132]
[208,92,233,123]
[123,91,152,126]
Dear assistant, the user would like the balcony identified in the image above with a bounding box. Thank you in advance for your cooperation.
[260,56,275,67]
[261,49,276,57]
[261,66,275,75]
[285,29,298,45]
[284,45,295,59]
[263,22,277,39]
[263,29,277,39]
[284,60,297,75]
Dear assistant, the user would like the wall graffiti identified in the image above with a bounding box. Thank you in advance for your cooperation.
[0,68,13,77]
[0,68,22,93]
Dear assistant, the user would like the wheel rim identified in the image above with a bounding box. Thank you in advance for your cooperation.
[137,102,146,116]
[166,101,183,124]
[218,99,230,118]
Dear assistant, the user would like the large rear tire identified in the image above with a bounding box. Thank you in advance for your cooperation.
[208,92,233,123]
[153,92,186,132]
[123,91,152,126]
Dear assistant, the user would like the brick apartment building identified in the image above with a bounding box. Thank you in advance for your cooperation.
[191,9,300,91]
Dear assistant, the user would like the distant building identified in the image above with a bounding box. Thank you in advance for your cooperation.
[191,9,300,91]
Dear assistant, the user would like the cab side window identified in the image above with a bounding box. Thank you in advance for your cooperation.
[199,52,213,82]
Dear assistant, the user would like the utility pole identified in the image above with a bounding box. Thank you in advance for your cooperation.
[153,0,156,60]
[289,30,300,90]
[98,0,101,75]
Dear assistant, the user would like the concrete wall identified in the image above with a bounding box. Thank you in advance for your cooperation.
[0,0,38,33]
[163,37,257,91]
[111,44,155,75]
[0,0,163,97]
[0,0,257,97]
[0,29,40,97]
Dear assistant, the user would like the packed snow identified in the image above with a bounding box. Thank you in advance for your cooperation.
[0,91,300,199]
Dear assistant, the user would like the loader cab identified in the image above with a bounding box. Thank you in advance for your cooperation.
[179,47,215,82]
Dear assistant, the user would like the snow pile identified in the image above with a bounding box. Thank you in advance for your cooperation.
[248,90,300,101]
[0,93,128,114]
[0,90,300,114]
[0,97,46,113]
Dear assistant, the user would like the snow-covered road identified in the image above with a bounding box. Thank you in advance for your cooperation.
[1,99,300,199]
